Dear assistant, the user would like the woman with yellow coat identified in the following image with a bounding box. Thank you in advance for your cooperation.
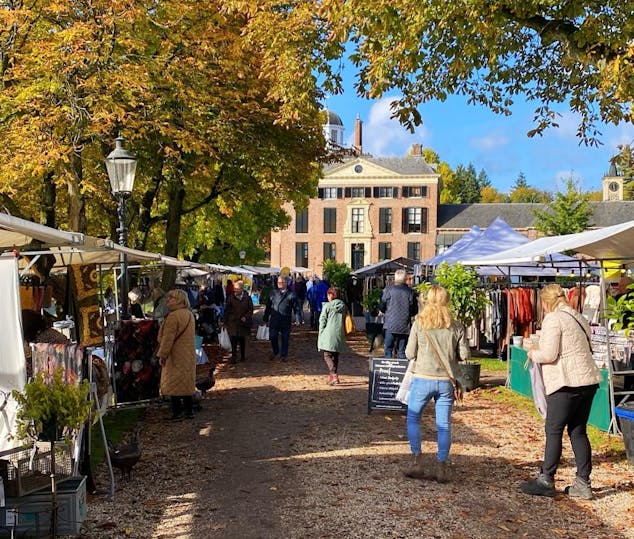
[156,289,196,420]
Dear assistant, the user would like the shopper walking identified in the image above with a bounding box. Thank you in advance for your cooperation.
[519,284,602,499]
[380,269,417,358]
[223,280,254,364]
[403,285,470,483]
[317,286,348,385]
[156,289,196,421]
[263,276,296,361]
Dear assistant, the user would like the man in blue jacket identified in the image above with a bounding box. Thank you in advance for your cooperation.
[380,269,417,359]
[263,276,297,361]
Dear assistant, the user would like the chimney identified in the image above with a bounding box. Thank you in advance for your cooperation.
[411,143,423,157]
[354,115,363,155]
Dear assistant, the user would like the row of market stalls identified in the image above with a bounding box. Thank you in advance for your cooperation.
[0,213,292,454]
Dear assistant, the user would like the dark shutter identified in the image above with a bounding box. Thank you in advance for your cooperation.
[422,208,428,234]
[392,187,399,198]
[337,188,343,198]
[318,188,324,199]
[365,187,371,198]
[402,186,410,198]
[422,186,428,197]
[401,208,408,233]
[344,187,351,198]
[373,187,379,198]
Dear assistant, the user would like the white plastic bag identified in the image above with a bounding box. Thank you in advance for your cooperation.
[395,370,413,405]
[219,328,231,350]
[256,325,269,341]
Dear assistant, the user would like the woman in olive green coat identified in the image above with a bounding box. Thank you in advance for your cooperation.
[317,286,348,385]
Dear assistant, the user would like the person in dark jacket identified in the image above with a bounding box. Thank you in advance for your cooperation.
[293,275,307,325]
[307,277,329,328]
[263,276,297,361]
[380,269,417,359]
[223,280,254,364]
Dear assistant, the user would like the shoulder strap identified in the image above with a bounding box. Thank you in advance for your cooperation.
[424,329,457,386]
[561,310,593,352]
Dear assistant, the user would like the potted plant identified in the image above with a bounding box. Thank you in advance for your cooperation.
[429,262,490,390]
[362,287,383,318]
[11,367,91,444]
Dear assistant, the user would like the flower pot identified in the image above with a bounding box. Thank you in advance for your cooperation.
[457,363,481,392]
[38,419,62,442]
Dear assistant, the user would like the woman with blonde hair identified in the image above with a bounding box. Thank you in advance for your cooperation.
[403,285,470,483]
[520,283,602,499]
[156,289,196,421]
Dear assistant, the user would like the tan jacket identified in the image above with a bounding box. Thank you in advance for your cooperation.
[157,306,196,396]
[405,319,470,380]
[530,305,602,395]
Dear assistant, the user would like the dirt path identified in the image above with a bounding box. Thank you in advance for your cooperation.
[85,308,634,538]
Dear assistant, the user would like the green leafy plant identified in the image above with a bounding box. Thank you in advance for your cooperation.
[11,367,91,443]
[432,263,490,367]
[606,283,634,334]
[362,287,383,315]
[322,259,351,290]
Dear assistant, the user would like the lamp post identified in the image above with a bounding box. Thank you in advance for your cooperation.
[105,136,137,319]
[239,250,246,265]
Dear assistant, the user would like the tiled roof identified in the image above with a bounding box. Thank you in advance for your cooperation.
[438,202,634,229]
[323,156,437,175]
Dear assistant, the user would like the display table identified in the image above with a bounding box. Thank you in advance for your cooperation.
[509,346,610,431]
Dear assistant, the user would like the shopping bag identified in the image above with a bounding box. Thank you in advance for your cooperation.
[256,325,269,341]
[219,328,231,350]
[395,370,413,404]
[344,312,355,335]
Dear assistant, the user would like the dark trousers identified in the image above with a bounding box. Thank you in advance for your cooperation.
[171,395,193,417]
[230,335,246,361]
[542,384,598,481]
[269,325,291,358]
[323,351,340,374]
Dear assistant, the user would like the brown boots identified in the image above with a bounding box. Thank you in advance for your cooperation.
[404,455,451,483]
[404,454,426,479]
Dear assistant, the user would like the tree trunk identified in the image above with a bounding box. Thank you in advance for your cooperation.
[68,152,86,232]
[161,178,185,291]
[40,171,56,227]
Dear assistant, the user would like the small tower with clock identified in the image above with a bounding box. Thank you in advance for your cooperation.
[602,162,624,201]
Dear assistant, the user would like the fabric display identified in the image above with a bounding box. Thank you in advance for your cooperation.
[32,343,84,386]
[69,263,103,346]
[113,319,160,404]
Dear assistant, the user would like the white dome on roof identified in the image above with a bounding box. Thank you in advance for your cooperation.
[325,109,344,127]
[323,108,345,147]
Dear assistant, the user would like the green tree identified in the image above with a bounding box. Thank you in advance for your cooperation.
[480,186,508,203]
[509,173,552,202]
[533,178,592,236]
[320,1,634,144]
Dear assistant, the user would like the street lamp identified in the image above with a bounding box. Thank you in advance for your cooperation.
[105,136,137,319]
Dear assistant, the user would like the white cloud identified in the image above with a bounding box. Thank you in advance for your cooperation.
[470,131,510,151]
[346,96,428,156]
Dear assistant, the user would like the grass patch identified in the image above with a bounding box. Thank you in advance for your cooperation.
[90,407,143,469]
[479,386,627,462]
[474,357,508,372]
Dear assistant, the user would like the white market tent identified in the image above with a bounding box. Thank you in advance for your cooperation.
[460,220,634,266]
[424,225,481,266]
[0,212,84,249]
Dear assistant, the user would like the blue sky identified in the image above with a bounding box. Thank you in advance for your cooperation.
[324,87,634,196]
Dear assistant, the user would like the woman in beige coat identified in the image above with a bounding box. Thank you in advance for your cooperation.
[156,289,196,420]
[520,284,602,499]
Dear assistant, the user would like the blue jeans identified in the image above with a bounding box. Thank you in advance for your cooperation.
[384,332,408,359]
[406,377,455,462]
[269,326,291,358]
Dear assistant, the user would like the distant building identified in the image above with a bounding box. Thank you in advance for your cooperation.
[269,111,634,273]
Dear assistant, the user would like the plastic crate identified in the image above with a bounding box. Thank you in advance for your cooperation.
[0,443,72,498]
[614,402,634,465]
[0,475,86,537]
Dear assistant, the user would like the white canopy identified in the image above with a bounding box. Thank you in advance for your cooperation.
[0,212,84,249]
[460,220,634,266]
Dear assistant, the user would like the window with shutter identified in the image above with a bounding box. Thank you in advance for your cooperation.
[295,208,308,233]
[323,208,336,233]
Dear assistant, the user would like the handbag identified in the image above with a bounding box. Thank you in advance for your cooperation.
[424,330,463,404]
[218,327,232,350]
[395,367,414,404]
[344,312,355,335]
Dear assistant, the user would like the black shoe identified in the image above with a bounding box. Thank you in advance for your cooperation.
[519,474,555,497]
[167,413,184,422]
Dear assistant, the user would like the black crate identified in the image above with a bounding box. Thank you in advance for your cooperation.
[615,403,634,465]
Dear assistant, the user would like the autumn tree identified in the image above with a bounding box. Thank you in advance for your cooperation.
[319,1,634,145]
[533,178,592,236]
[508,173,552,203]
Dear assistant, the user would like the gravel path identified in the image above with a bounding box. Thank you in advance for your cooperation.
[83,309,634,538]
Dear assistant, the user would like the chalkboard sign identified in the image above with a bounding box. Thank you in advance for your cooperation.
[368,357,409,413]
